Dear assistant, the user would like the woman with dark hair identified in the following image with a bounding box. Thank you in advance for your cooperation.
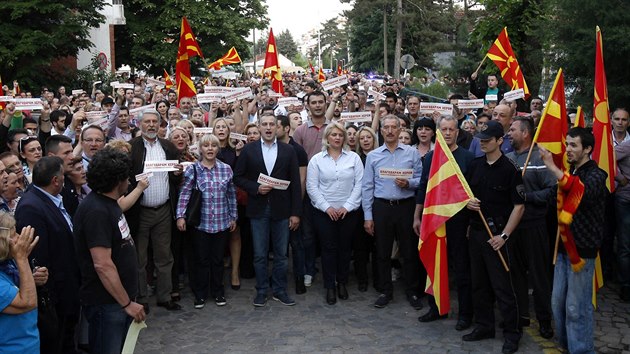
[18,136,42,184]
[411,118,436,159]
[155,100,170,122]
[346,125,359,151]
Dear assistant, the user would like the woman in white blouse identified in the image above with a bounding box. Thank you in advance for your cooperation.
[307,122,364,305]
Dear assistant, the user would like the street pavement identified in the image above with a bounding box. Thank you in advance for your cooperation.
[133,261,630,353]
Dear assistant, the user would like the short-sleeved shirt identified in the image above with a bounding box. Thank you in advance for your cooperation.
[0,271,39,352]
[74,192,138,305]
[466,154,525,230]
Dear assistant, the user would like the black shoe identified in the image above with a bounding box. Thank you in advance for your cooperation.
[358,282,368,292]
[231,283,241,291]
[295,277,307,295]
[374,294,392,308]
[462,327,495,341]
[407,294,423,310]
[502,339,519,354]
[455,318,472,331]
[156,300,182,311]
[140,303,150,315]
[194,299,205,309]
[170,293,181,302]
[418,310,447,322]
[539,321,554,339]
[337,283,348,300]
[326,288,337,305]
[215,296,227,306]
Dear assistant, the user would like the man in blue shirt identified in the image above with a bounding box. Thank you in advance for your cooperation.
[362,115,423,309]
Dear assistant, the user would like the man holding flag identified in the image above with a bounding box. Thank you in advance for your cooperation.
[414,115,475,331]
[539,128,608,353]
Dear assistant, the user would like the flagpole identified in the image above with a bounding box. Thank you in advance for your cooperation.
[553,227,560,264]
[478,211,510,272]
[473,54,487,78]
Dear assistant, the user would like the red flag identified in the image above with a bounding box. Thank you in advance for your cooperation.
[487,27,530,99]
[263,28,284,94]
[176,17,203,105]
[592,26,615,193]
[318,68,326,83]
[208,47,242,70]
[308,60,315,74]
[337,62,342,76]
[419,130,474,316]
[574,106,585,128]
[163,69,173,90]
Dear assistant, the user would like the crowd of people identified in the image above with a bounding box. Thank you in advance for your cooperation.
[0,70,626,354]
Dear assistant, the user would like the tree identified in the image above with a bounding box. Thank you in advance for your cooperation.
[255,29,299,61]
[307,17,349,70]
[0,1,106,90]
[115,0,268,76]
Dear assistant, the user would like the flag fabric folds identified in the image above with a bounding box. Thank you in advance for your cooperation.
[308,60,315,75]
[318,68,326,83]
[163,69,173,90]
[337,62,342,76]
[487,27,530,99]
[263,28,284,95]
[574,106,585,128]
[176,17,203,105]
[419,130,474,316]
[207,47,242,70]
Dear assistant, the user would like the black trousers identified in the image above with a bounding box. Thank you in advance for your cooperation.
[237,204,255,279]
[39,308,79,354]
[469,227,520,342]
[427,213,472,320]
[191,229,228,300]
[511,222,553,324]
[373,198,424,297]
[353,208,378,288]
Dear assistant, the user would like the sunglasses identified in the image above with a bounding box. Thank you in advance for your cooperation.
[18,136,39,153]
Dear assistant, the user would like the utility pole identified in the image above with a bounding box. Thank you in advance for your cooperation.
[383,6,388,75]
[394,0,402,79]
[252,28,256,74]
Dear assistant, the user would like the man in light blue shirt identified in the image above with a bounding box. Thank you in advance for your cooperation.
[362,115,423,309]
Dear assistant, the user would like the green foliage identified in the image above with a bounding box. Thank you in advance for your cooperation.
[0,0,106,90]
[308,17,349,70]
[345,6,392,72]
[115,0,268,76]
[255,29,299,61]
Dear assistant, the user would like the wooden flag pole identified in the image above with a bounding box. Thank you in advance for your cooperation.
[553,227,561,265]
[473,54,488,77]
[478,210,510,272]
[521,144,536,176]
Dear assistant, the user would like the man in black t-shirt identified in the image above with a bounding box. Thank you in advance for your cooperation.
[74,148,146,354]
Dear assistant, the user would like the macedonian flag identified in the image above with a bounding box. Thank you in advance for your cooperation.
[176,17,203,105]
[487,27,530,99]
[208,47,242,71]
[419,130,474,316]
[263,28,284,94]
[163,69,173,90]
[318,68,326,83]
[574,106,585,128]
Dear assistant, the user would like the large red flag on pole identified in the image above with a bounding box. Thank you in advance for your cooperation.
[263,28,284,95]
[419,130,474,315]
[207,47,242,70]
[308,59,315,75]
[487,27,530,99]
[176,17,203,105]
[318,68,326,83]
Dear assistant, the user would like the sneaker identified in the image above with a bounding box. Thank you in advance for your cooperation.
[273,292,296,306]
[194,299,205,309]
[253,293,267,307]
[215,296,227,306]
[374,294,392,308]
[304,275,313,287]
[407,294,423,310]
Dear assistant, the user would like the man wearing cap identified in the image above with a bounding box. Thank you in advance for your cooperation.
[463,120,525,354]
[468,104,514,157]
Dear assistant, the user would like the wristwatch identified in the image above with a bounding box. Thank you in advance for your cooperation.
[500,232,509,241]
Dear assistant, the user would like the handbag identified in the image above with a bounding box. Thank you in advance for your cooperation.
[184,164,202,227]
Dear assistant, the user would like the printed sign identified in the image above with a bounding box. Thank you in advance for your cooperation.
[485,94,498,102]
[72,89,84,96]
[13,98,43,110]
[89,117,109,130]
[145,78,163,86]
[112,83,134,89]
[230,133,248,141]
[503,88,525,102]
[456,99,485,109]
[340,111,372,123]
[419,102,453,115]
[321,76,348,91]
[194,127,213,136]
[277,97,301,107]
[196,93,223,104]
[379,168,414,179]
[0,96,15,102]
[85,111,108,121]
[257,173,291,190]
[144,160,179,172]
[129,104,154,116]
[135,172,154,181]
[367,88,386,100]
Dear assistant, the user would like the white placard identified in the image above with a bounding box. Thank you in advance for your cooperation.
[110,81,119,86]
[503,88,525,102]
[13,98,43,110]
[367,88,386,100]
[112,83,134,89]
[135,172,154,181]
[277,97,301,107]
[188,145,199,155]
[257,173,290,190]
[485,94,498,102]
[145,78,163,86]
[89,117,109,130]
[230,133,248,141]
[72,89,84,95]
[128,104,154,116]
[0,96,15,102]
[85,111,108,120]
[93,81,102,85]
[379,168,414,179]
[194,127,213,136]
[340,111,373,123]
[419,102,453,115]
[321,76,348,91]
[144,160,179,172]
[457,99,485,109]
[196,93,223,104]
[203,86,234,94]
[268,91,284,98]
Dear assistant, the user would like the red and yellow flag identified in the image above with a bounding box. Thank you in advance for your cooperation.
[176,17,203,105]
[207,47,242,70]
[308,60,315,75]
[419,130,474,316]
[592,26,615,193]
[318,68,326,83]
[163,69,173,90]
[263,28,284,94]
[337,62,342,76]
[487,27,530,99]
[574,106,585,128]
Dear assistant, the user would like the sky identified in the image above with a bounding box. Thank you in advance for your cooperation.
[262,0,351,40]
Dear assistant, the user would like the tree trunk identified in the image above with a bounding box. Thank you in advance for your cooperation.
[383,6,388,75]
[393,0,402,79]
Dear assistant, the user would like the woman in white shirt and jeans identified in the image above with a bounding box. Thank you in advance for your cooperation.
[307,122,364,305]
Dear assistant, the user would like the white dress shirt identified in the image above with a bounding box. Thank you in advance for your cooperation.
[307,149,364,212]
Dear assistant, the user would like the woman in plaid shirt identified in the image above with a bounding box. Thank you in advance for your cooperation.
[176,134,237,309]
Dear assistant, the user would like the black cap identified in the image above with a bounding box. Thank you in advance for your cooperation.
[101,97,114,106]
[475,120,504,140]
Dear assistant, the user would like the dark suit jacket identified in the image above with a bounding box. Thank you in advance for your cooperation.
[15,185,80,315]
[60,175,80,218]
[234,140,302,220]
[126,136,182,233]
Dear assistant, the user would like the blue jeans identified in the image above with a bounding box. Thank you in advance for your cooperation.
[551,253,595,354]
[615,197,630,288]
[250,205,290,295]
[290,227,306,278]
[84,303,132,354]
